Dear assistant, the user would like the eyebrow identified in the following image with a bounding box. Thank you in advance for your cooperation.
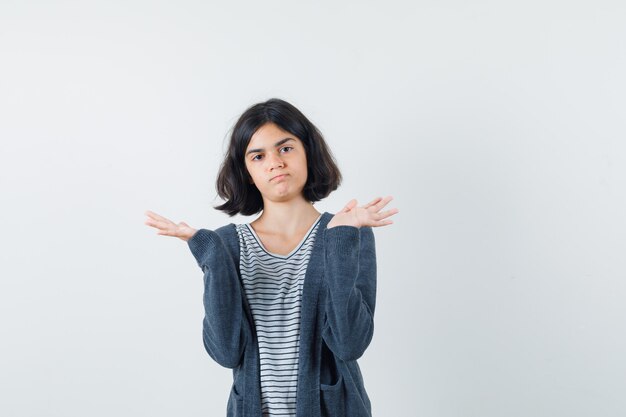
[246,137,295,156]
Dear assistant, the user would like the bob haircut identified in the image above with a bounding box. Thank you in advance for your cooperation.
[214,98,342,217]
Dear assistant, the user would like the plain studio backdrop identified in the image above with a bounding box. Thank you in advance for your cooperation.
[1,1,625,416]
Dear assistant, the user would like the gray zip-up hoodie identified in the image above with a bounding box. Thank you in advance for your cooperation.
[187,211,377,417]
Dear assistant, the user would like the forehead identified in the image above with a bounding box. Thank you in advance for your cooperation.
[246,123,300,149]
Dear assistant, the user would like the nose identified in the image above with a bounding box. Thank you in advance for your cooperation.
[266,152,284,169]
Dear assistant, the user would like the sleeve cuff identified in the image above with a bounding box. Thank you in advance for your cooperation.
[324,225,360,258]
[187,229,219,266]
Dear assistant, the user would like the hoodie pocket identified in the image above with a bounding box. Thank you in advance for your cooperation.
[320,374,345,417]
[227,383,243,417]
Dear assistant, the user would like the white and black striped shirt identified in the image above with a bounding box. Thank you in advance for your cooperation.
[235,214,322,417]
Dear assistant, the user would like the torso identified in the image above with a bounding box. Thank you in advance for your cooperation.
[234,214,324,416]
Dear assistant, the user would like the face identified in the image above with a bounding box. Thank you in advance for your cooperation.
[244,122,308,204]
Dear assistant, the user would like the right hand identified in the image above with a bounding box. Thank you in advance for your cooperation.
[144,210,197,242]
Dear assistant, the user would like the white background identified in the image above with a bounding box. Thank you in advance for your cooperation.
[1,1,625,416]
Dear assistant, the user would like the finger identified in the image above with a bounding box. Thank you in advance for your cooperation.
[145,217,165,228]
[374,207,400,220]
[145,210,160,219]
[145,210,170,223]
[369,218,394,227]
[144,218,165,229]
[372,195,394,211]
[363,197,383,209]
[157,229,175,236]
[341,199,358,213]
[146,218,174,233]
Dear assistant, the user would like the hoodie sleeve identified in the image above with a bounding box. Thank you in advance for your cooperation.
[322,225,377,361]
[187,228,247,369]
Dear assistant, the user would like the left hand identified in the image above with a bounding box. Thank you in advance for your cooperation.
[327,195,399,229]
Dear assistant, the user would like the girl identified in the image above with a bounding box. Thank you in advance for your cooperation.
[144,98,398,417]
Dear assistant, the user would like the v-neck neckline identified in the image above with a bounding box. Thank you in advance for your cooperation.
[245,213,323,259]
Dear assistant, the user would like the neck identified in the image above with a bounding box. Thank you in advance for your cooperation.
[252,198,321,235]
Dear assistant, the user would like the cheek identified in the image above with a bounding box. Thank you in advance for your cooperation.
[244,163,255,181]
[299,156,308,172]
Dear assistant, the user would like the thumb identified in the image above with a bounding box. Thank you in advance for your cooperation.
[341,199,358,212]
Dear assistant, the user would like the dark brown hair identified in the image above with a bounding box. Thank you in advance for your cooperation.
[214,98,342,217]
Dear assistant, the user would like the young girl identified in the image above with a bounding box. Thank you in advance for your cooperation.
[144,98,398,417]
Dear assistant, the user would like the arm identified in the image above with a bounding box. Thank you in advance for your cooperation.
[322,225,377,361]
[188,229,247,369]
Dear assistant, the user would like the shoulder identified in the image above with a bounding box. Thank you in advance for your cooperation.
[214,223,241,260]
[213,222,238,240]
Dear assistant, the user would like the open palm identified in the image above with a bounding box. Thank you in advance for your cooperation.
[327,195,399,229]
[144,210,197,242]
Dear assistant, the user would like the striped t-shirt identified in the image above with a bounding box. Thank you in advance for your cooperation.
[235,214,322,417]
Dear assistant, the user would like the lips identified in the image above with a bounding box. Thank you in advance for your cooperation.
[271,174,287,181]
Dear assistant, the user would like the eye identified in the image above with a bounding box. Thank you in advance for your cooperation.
[251,146,293,162]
